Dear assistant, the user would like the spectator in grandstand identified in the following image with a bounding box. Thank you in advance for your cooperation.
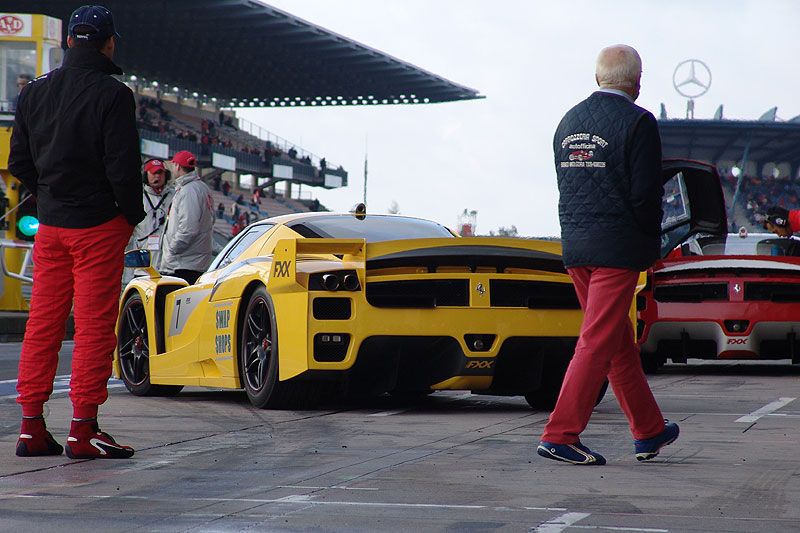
[126,159,174,277]
[9,4,141,460]
[235,193,245,205]
[217,202,225,219]
[231,214,247,237]
[221,180,230,196]
[538,44,677,466]
[159,150,214,284]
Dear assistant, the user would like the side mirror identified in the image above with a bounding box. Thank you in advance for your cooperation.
[124,249,151,268]
[124,249,161,279]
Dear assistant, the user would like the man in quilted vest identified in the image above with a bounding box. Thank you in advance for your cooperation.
[537,45,679,465]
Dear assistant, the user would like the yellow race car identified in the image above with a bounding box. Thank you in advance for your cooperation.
[115,206,586,409]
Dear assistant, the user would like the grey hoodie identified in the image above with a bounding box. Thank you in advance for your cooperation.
[159,170,214,273]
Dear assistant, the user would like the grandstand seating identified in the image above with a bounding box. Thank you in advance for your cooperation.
[135,93,346,186]
[205,175,312,243]
[719,171,799,231]
[134,92,336,247]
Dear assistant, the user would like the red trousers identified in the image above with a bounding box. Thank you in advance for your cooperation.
[541,266,665,443]
[17,216,133,419]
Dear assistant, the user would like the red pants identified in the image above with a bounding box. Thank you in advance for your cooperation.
[17,216,133,419]
[541,266,665,443]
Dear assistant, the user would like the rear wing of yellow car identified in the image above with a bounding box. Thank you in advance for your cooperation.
[268,238,366,290]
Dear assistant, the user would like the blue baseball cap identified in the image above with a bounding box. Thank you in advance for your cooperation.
[68,5,120,41]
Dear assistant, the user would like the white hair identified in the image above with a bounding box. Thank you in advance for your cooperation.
[595,45,641,89]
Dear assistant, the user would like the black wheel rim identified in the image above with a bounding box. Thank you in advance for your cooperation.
[118,299,149,386]
[243,296,273,393]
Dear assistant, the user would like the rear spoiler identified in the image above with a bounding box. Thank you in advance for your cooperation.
[268,238,366,289]
[365,237,567,274]
[268,237,569,289]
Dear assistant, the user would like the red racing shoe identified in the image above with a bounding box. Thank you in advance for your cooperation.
[65,419,135,459]
[16,416,64,457]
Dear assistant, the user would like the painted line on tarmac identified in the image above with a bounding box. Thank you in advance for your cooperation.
[368,409,410,417]
[192,494,486,509]
[0,374,125,400]
[735,397,796,423]
[570,526,668,532]
[279,485,379,491]
[534,512,590,532]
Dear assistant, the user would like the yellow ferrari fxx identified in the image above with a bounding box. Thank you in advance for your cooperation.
[115,207,587,409]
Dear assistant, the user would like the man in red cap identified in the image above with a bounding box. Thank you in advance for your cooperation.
[159,150,214,284]
[125,159,174,279]
[10,4,141,459]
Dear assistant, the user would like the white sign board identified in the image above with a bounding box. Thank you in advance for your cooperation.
[212,152,237,172]
[141,139,169,159]
[0,14,32,38]
[324,174,343,188]
[44,16,61,41]
[273,164,293,179]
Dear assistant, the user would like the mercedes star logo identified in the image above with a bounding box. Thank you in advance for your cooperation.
[673,59,712,99]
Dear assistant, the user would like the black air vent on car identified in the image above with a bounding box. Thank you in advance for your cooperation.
[313,333,350,362]
[745,282,800,302]
[366,280,468,308]
[313,298,352,320]
[653,282,728,302]
[490,280,580,309]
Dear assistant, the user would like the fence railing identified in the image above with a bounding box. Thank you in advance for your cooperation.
[235,115,341,171]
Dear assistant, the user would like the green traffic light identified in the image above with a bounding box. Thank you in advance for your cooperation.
[17,215,39,237]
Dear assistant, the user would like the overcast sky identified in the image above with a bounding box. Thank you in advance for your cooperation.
[239,0,800,237]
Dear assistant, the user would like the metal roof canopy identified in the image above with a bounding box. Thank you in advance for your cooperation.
[4,0,482,107]
[659,119,800,175]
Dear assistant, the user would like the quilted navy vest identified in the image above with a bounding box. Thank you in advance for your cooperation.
[554,91,660,271]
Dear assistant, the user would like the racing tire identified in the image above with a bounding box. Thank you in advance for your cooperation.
[524,351,608,410]
[640,352,662,374]
[524,353,570,410]
[117,293,183,397]
[238,286,298,409]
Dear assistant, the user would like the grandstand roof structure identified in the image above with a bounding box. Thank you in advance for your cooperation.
[659,119,800,173]
[8,0,483,107]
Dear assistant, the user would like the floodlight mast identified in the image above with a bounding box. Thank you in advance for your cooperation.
[363,136,368,207]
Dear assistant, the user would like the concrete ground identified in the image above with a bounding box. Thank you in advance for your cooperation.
[1,342,799,532]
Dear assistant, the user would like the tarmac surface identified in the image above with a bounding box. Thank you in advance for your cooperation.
[1,341,799,532]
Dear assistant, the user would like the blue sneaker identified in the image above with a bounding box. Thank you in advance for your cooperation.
[634,421,679,461]
[537,441,606,465]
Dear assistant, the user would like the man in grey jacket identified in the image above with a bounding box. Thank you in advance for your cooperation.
[159,150,213,284]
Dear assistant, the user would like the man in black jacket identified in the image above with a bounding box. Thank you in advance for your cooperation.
[537,45,679,465]
[10,5,143,460]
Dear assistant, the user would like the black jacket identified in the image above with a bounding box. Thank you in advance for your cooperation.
[554,91,663,271]
[9,47,145,228]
